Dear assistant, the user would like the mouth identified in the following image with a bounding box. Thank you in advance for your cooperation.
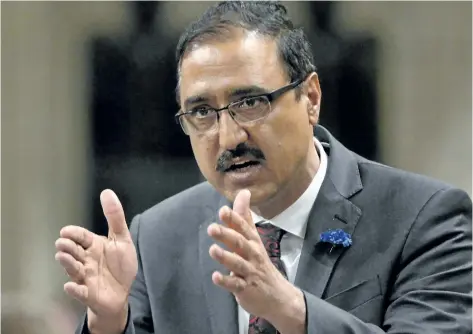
[224,160,261,172]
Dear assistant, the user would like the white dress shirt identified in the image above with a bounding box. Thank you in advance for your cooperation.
[238,137,328,334]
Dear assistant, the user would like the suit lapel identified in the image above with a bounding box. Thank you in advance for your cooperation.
[294,178,361,298]
[295,126,363,298]
[199,198,239,334]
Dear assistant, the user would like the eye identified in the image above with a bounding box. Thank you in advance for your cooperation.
[191,107,214,118]
[234,96,266,110]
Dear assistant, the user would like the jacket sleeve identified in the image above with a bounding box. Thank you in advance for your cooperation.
[303,187,472,334]
[76,214,154,334]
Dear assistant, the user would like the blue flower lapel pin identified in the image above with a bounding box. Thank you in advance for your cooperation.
[319,229,352,253]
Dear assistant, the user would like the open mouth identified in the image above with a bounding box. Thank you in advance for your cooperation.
[225,160,261,172]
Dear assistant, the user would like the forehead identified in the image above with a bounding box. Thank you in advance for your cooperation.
[179,31,288,103]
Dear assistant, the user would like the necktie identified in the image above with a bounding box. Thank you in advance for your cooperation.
[248,222,287,334]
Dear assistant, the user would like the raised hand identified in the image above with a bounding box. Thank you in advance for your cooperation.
[207,189,306,334]
[55,189,137,333]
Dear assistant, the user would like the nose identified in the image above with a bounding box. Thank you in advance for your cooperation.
[218,111,248,150]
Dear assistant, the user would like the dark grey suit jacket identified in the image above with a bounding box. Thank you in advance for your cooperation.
[79,126,472,333]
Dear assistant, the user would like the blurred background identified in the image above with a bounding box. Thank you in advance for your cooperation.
[2,1,471,333]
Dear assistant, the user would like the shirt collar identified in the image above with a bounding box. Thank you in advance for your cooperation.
[251,137,328,239]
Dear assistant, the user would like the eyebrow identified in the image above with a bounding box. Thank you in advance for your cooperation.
[183,96,208,110]
[228,85,269,98]
[183,85,270,110]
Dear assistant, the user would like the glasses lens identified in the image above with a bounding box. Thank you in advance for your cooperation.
[230,96,270,123]
[177,96,271,135]
[178,116,190,135]
[182,111,218,134]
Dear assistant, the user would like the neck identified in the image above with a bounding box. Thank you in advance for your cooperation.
[251,140,320,219]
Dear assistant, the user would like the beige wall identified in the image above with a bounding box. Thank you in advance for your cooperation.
[336,2,472,196]
[1,0,130,308]
[1,1,471,320]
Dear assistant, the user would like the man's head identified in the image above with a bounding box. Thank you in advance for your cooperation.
[175,1,322,216]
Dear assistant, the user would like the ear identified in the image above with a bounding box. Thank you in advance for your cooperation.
[304,72,322,126]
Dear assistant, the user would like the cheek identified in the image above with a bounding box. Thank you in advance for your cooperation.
[257,106,310,173]
[190,136,219,178]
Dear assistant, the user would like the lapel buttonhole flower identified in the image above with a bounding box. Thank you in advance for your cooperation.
[319,228,352,253]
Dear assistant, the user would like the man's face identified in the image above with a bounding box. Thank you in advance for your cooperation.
[178,30,320,206]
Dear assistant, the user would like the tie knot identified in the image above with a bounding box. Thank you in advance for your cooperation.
[256,221,286,258]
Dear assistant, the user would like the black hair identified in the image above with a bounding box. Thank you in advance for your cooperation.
[175,1,316,105]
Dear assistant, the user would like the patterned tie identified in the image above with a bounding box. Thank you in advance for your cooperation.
[248,222,287,334]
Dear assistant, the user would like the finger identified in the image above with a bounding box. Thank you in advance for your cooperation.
[207,223,251,258]
[100,189,129,240]
[60,226,94,250]
[55,251,85,282]
[212,271,247,294]
[233,189,253,225]
[209,244,251,277]
[219,206,259,242]
[64,281,88,305]
[55,238,86,263]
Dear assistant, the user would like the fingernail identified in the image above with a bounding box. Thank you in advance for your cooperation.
[221,206,231,215]
[212,245,222,257]
[212,271,222,283]
[209,224,221,236]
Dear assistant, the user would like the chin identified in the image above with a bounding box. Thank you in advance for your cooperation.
[221,183,275,206]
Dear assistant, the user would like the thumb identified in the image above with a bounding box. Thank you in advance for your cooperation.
[100,189,129,240]
[233,189,253,224]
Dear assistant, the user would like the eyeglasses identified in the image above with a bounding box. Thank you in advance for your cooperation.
[175,79,303,135]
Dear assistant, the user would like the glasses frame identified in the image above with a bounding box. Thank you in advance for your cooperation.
[175,78,304,135]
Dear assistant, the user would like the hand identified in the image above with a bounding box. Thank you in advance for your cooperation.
[55,189,138,333]
[207,190,306,333]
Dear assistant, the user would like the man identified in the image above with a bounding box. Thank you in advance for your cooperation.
[55,2,472,334]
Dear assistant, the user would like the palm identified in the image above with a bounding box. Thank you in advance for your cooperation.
[56,189,138,330]
[85,234,138,317]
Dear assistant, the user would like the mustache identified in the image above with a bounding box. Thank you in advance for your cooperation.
[216,143,265,172]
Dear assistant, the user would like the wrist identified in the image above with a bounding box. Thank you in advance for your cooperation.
[266,286,306,334]
[88,304,129,334]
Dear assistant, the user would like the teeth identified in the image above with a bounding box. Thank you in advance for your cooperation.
[227,161,259,171]
[236,161,252,166]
